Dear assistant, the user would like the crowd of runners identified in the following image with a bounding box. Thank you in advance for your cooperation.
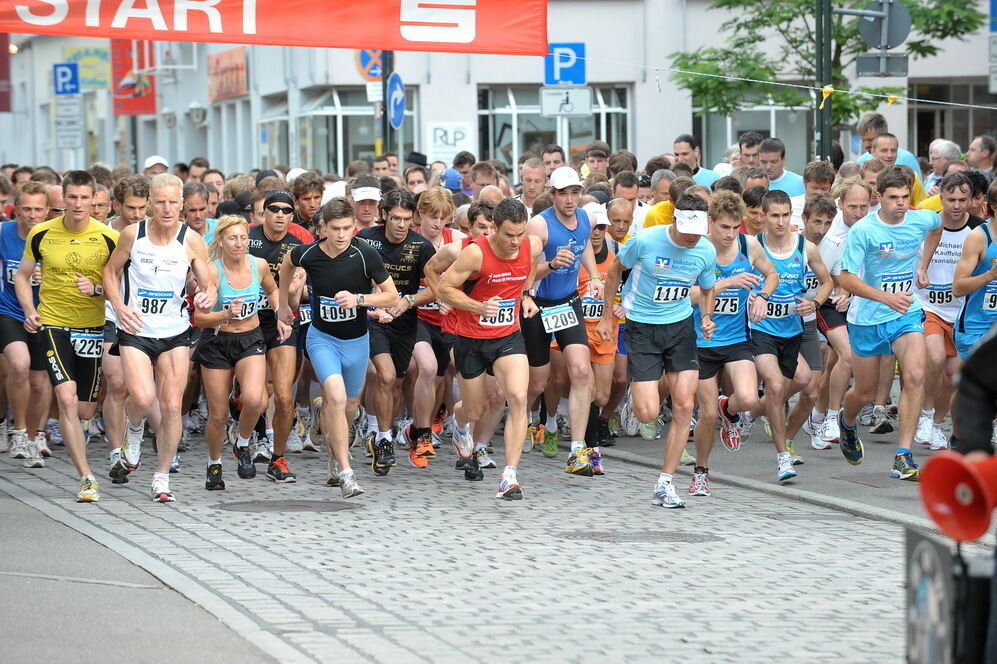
[1,112,995,508]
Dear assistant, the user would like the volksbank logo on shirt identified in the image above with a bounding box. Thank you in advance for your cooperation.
[879,242,895,254]
[653,257,671,271]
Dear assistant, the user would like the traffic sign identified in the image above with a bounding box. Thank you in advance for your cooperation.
[545,43,586,85]
[856,0,911,50]
[856,51,908,77]
[387,72,405,130]
[540,86,593,117]
[55,94,84,149]
[355,49,383,81]
[53,63,80,95]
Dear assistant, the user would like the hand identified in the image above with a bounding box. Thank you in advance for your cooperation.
[596,316,614,342]
[549,247,575,269]
[613,304,625,319]
[795,297,816,317]
[988,261,997,280]
[23,312,41,333]
[193,290,215,311]
[881,291,913,314]
[289,267,307,293]
[277,303,294,326]
[388,295,411,317]
[915,268,929,289]
[521,295,538,318]
[114,304,143,335]
[224,297,244,322]
[832,292,850,312]
[334,291,358,308]
[700,315,716,341]
[478,296,500,319]
[928,184,940,197]
[749,294,768,323]
[368,308,393,323]
[721,272,761,291]
[30,267,41,286]
[439,302,453,316]
[276,319,292,343]
[75,273,95,296]
[587,279,605,301]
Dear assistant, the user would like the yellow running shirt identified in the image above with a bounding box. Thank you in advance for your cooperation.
[23,216,119,328]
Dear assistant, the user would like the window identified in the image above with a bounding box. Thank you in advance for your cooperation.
[693,100,811,174]
[297,87,417,174]
[478,86,630,171]
[259,94,289,169]
[909,81,997,157]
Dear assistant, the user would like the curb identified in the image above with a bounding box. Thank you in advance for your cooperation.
[0,477,317,664]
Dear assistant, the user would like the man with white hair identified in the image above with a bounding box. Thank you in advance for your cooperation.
[926,140,962,194]
[349,175,382,232]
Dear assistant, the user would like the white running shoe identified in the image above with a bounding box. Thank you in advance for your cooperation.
[739,415,754,443]
[475,447,497,469]
[35,432,52,458]
[651,481,685,508]
[688,470,711,497]
[809,418,832,450]
[6,429,27,458]
[915,415,933,446]
[339,469,364,499]
[151,476,175,502]
[121,424,143,470]
[777,453,797,482]
[929,426,949,451]
[253,435,273,463]
[451,423,474,458]
[857,403,875,427]
[46,419,63,445]
[22,435,45,468]
[77,475,99,502]
[0,419,7,453]
[820,415,840,444]
[286,427,304,453]
[621,395,640,437]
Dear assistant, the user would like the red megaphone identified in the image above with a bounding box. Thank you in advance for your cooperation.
[921,451,997,542]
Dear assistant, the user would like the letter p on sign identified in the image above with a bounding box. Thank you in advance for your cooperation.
[53,63,80,95]
[544,43,586,85]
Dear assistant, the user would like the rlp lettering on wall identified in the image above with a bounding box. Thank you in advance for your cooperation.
[425,122,473,165]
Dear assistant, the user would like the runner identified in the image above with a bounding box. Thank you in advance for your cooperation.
[952,179,997,366]
[15,170,119,503]
[688,190,777,496]
[759,138,805,197]
[350,175,382,233]
[278,197,398,497]
[437,198,542,500]
[523,166,604,476]
[598,194,718,508]
[194,215,284,489]
[836,166,943,481]
[103,173,216,502]
[0,181,52,465]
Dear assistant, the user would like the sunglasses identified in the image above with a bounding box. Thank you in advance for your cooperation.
[267,205,294,215]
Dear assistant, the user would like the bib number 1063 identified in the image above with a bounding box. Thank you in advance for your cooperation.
[480,299,516,326]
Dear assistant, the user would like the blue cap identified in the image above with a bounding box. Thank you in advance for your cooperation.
[442,168,462,191]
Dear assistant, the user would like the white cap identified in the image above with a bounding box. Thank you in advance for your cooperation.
[143,155,168,170]
[285,167,307,184]
[322,180,347,205]
[549,166,582,190]
[582,202,609,227]
[351,186,381,202]
[673,209,709,235]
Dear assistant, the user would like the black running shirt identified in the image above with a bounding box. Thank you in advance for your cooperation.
[356,225,435,330]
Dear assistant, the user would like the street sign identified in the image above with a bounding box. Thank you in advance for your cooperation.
[52,63,80,95]
[857,0,911,50]
[54,94,84,149]
[366,81,383,103]
[544,43,586,85]
[540,86,593,117]
[856,51,908,77]
[387,72,405,130]
[355,49,383,81]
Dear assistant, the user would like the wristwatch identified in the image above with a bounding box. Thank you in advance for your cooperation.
[357,293,366,307]
[403,294,415,306]
[758,292,771,301]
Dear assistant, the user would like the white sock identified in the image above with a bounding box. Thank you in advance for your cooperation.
[502,465,517,481]
[811,409,825,423]
[153,472,169,482]
[921,409,934,419]
[236,435,250,448]
[339,467,353,478]
[265,428,274,441]
[657,472,673,485]
[367,414,378,432]
[376,430,392,442]
[557,397,569,416]
[474,442,487,451]
[777,451,791,460]
[570,440,583,453]
[545,415,557,431]
[127,420,144,433]
[826,409,839,420]
[207,458,221,467]
[529,410,540,426]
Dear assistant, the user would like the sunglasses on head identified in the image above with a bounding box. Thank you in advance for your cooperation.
[267,205,294,215]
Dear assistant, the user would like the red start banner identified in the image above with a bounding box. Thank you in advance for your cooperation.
[0,1,548,56]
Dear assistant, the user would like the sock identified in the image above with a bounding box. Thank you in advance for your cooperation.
[376,430,392,442]
[265,428,274,441]
[207,458,221,467]
[297,405,309,420]
[826,409,839,420]
[127,420,144,433]
[921,409,934,419]
[153,472,169,483]
[502,465,517,481]
[236,435,250,448]
[777,451,790,459]
[367,414,378,432]
[413,427,431,439]
[657,472,673,485]
[896,447,911,456]
[570,440,583,453]
[545,415,557,431]
[339,468,353,478]
[530,410,540,426]
[840,416,856,430]
[720,398,740,423]
[271,454,283,461]
[811,408,825,423]
[557,397,569,416]
[474,441,488,452]
[694,465,709,474]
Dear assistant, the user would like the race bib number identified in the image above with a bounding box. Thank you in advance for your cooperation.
[652,279,690,303]
[417,286,439,311]
[540,302,579,333]
[5,260,17,285]
[222,294,256,320]
[880,271,913,295]
[983,283,997,312]
[319,296,356,322]
[581,296,603,321]
[257,290,271,311]
[714,295,740,315]
[138,288,171,315]
[766,295,796,319]
[925,284,953,306]
[299,303,312,324]
[70,330,102,358]
[803,272,820,292]
[480,299,516,326]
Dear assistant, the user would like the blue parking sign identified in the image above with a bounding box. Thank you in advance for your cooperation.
[53,63,80,95]
[545,43,586,85]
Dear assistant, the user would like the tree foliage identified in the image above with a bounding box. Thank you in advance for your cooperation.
[669,0,985,125]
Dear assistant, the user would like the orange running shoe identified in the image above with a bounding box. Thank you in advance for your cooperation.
[408,445,428,468]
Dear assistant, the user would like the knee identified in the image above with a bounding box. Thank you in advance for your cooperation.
[273,389,293,410]
[5,358,29,381]
[634,402,658,424]
[567,361,591,385]
[130,386,157,411]
[375,369,396,390]
[593,385,610,407]
[505,388,528,412]
[239,392,265,415]
[906,366,926,388]
[671,398,694,422]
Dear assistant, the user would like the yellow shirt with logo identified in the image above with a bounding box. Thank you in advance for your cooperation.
[23,216,119,328]
[642,200,674,228]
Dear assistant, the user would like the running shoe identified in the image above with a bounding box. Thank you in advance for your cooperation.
[454,453,476,472]
[363,431,376,458]
[762,416,772,439]
[840,425,864,465]
[639,421,658,441]
[0,419,7,452]
[869,405,894,434]
[302,428,321,452]
[395,417,413,450]
[121,425,143,471]
[451,423,474,459]
[608,413,624,438]
[151,476,175,503]
[22,436,44,468]
[718,396,741,451]
[777,454,797,482]
[310,397,325,445]
[565,447,594,476]
[408,444,428,468]
[431,430,442,451]
[857,403,875,427]
[786,440,804,465]
[169,453,181,474]
[371,439,395,476]
[680,448,697,466]
[496,477,524,500]
[46,419,63,446]
[108,449,130,484]
[475,447,497,469]
[524,425,536,453]
[590,448,604,475]
[76,476,99,503]
[235,444,256,479]
[597,418,616,447]
[739,415,755,443]
[651,482,685,508]
[542,430,559,458]
[621,396,640,437]
[36,433,52,458]
[326,456,341,486]
[8,429,28,459]
[532,423,546,450]
[178,427,190,452]
[463,455,484,481]
[689,469,711,496]
[929,427,949,451]
[339,469,364,498]
[820,414,840,445]
[914,415,933,446]
[286,427,304,453]
[802,414,822,439]
[891,452,920,481]
[253,435,273,463]
[205,463,225,491]
[266,456,297,482]
[414,430,436,459]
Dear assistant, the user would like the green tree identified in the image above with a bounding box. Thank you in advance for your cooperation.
[670,0,985,126]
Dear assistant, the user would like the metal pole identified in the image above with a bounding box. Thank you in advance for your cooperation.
[379,50,394,156]
[815,0,833,161]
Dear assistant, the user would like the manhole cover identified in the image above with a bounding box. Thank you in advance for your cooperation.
[216,500,360,513]
[557,530,723,543]
[767,513,856,522]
